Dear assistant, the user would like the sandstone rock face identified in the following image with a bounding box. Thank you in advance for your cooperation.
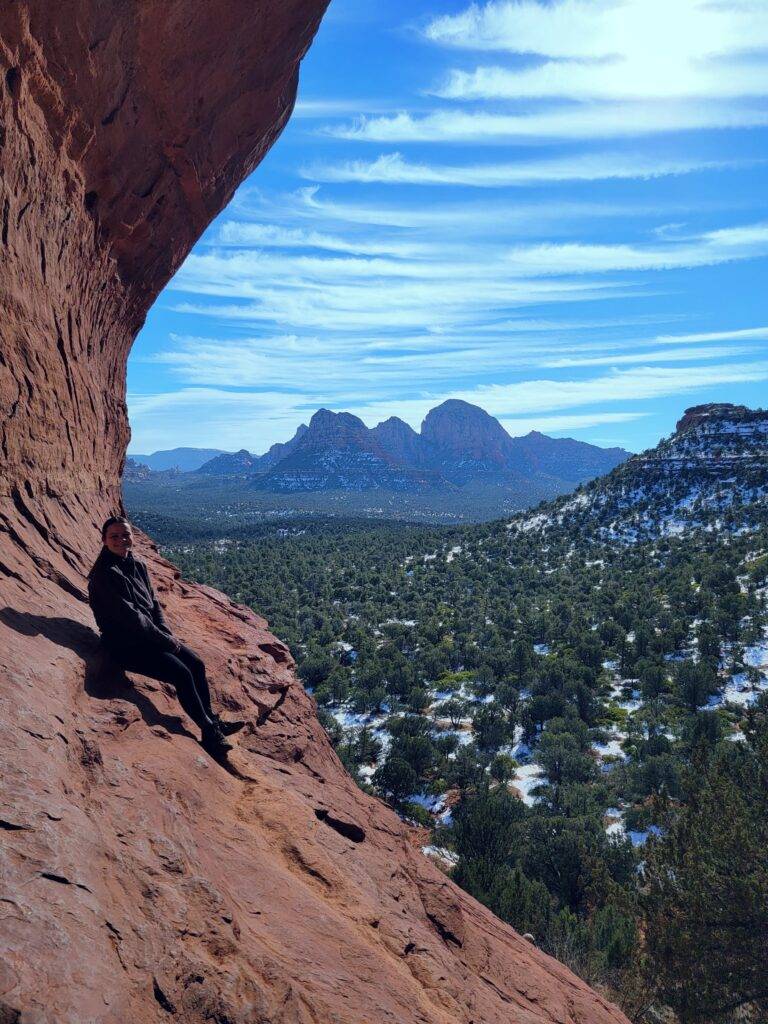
[675,402,752,435]
[421,400,517,468]
[0,6,628,1023]
[371,416,426,467]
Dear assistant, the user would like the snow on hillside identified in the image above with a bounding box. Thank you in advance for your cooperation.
[511,404,767,543]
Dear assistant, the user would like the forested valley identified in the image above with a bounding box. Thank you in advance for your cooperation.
[127,497,768,1024]
[128,409,768,1022]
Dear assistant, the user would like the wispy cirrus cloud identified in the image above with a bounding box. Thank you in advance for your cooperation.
[171,283,627,334]
[499,411,649,435]
[178,218,768,290]
[293,98,396,118]
[502,221,768,275]
[414,1,768,140]
[217,220,431,258]
[162,217,768,340]
[127,387,317,455]
[432,360,768,418]
[287,186,723,233]
[655,325,768,345]
[144,321,768,397]
[324,106,768,143]
[142,327,661,391]
[304,151,737,187]
[541,344,757,369]
[434,62,768,103]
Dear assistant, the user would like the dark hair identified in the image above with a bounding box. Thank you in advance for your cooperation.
[101,516,131,541]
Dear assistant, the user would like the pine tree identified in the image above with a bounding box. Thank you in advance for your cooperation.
[642,713,768,1022]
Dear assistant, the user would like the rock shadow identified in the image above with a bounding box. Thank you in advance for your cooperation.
[0,608,194,740]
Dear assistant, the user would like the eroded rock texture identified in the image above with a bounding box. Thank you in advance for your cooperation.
[0,5,629,1022]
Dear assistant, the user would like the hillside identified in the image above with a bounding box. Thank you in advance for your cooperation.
[519,403,768,543]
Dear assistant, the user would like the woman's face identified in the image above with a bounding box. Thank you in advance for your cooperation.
[104,522,133,558]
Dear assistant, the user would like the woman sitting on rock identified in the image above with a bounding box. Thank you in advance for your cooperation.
[88,516,243,757]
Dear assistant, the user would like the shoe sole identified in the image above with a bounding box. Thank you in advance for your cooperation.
[219,723,246,736]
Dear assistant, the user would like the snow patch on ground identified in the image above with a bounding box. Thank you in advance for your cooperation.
[627,825,663,847]
[595,737,627,762]
[745,640,768,671]
[422,845,459,867]
[409,793,446,813]
[511,762,544,807]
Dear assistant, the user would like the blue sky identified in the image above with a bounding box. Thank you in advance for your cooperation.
[128,0,768,456]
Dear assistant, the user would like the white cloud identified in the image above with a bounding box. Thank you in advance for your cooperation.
[127,388,315,455]
[455,361,768,415]
[416,2,768,139]
[174,248,638,288]
[217,220,429,258]
[424,0,768,57]
[325,106,768,143]
[541,344,756,368]
[435,61,768,103]
[170,281,628,334]
[177,219,768,295]
[428,0,768,101]
[140,317,768,420]
[654,325,768,345]
[467,314,688,336]
[305,151,732,187]
[499,411,648,435]
[502,221,768,275]
[159,216,768,341]
[293,98,395,118]
[145,319,758,398]
[289,187,706,233]
[147,327,741,395]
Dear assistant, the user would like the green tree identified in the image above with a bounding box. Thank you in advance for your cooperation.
[490,753,518,786]
[675,659,718,712]
[472,704,509,755]
[373,757,418,804]
[452,786,526,894]
[642,721,768,1022]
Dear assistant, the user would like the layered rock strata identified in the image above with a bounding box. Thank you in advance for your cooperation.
[0,5,628,1022]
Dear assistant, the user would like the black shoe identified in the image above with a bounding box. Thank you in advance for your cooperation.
[215,716,246,737]
[201,723,233,756]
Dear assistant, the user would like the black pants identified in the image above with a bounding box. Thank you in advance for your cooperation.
[110,641,214,731]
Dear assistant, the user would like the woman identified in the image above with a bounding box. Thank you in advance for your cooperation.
[88,516,244,757]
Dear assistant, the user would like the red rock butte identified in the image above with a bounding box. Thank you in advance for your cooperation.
[0,5,629,1022]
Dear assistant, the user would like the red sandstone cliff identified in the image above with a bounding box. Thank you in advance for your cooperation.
[0,6,629,1022]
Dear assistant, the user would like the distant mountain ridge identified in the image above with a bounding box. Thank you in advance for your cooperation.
[129,447,227,472]
[248,410,446,493]
[189,399,629,495]
[514,403,768,542]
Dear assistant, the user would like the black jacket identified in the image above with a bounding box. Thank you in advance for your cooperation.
[88,548,176,654]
